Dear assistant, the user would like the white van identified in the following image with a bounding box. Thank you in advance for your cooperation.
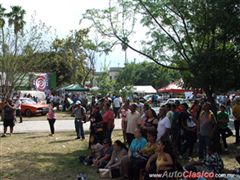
[18,90,46,103]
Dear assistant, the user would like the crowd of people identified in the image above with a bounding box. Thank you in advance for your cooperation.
[2,93,240,179]
[76,96,240,179]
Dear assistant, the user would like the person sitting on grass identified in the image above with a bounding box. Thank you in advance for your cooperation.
[128,129,157,180]
[144,138,175,180]
[79,135,103,166]
[184,143,224,175]
[121,128,147,179]
[100,140,128,178]
[93,138,113,168]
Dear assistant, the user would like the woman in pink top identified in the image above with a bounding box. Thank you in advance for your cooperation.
[47,102,56,136]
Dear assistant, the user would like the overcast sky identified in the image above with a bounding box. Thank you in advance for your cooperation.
[1,0,145,71]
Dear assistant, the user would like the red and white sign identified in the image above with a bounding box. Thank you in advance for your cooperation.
[33,73,48,92]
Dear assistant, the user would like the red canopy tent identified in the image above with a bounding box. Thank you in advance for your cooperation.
[158,83,191,93]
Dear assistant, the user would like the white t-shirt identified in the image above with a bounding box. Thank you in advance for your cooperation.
[15,99,21,110]
[113,97,121,108]
[157,116,171,140]
[126,111,141,134]
[166,111,174,123]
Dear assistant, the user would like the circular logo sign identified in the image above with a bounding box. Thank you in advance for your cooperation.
[35,75,46,91]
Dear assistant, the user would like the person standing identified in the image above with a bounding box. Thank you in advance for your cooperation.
[1,100,16,137]
[102,103,115,140]
[156,106,171,141]
[166,103,174,125]
[47,102,56,136]
[232,98,240,144]
[73,101,86,140]
[171,104,181,155]
[225,96,232,115]
[113,95,121,118]
[217,105,233,151]
[126,104,141,146]
[15,96,23,123]
[198,102,217,159]
[120,101,130,144]
[180,103,197,160]
[89,105,104,144]
[140,109,158,138]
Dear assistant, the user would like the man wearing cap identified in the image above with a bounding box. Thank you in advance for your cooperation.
[73,100,86,140]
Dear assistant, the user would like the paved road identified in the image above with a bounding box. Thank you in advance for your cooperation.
[0,118,122,133]
[0,112,235,134]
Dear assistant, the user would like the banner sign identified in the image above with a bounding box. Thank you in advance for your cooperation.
[32,73,48,92]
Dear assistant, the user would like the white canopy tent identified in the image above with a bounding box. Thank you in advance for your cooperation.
[131,86,157,94]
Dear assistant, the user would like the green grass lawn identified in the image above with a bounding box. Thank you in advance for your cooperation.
[1,131,123,180]
[1,131,239,180]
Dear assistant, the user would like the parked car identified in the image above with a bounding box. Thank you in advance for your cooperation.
[143,94,163,103]
[161,98,190,106]
[19,98,49,117]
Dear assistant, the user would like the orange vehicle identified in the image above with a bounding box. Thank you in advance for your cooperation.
[19,98,49,117]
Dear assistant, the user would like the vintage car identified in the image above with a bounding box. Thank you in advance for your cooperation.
[20,98,49,117]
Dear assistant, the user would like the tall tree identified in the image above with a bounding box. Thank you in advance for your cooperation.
[35,29,102,87]
[96,71,115,96]
[83,0,137,64]
[84,0,240,111]
[0,4,52,100]
[51,29,97,86]
[0,5,6,56]
[6,6,26,56]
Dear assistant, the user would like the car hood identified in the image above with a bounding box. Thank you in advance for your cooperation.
[22,103,49,108]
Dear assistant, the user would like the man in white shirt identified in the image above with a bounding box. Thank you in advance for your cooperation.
[126,104,141,146]
[157,106,171,141]
[166,103,174,124]
[113,95,121,118]
[15,96,23,123]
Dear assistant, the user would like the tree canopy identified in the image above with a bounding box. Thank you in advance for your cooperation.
[34,29,108,87]
[115,61,180,89]
[84,0,240,110]
[0,4,51,100]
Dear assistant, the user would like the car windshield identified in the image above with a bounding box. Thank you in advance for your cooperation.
[21,99,37,104]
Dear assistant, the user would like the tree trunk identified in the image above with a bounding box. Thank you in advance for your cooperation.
[203,87,217,115]
[14,33,18,56]
[1,28,5,103]
[1,28,5,55]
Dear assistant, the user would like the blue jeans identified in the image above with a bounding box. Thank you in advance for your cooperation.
[75,119,84,139]
[199,135,210,160]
